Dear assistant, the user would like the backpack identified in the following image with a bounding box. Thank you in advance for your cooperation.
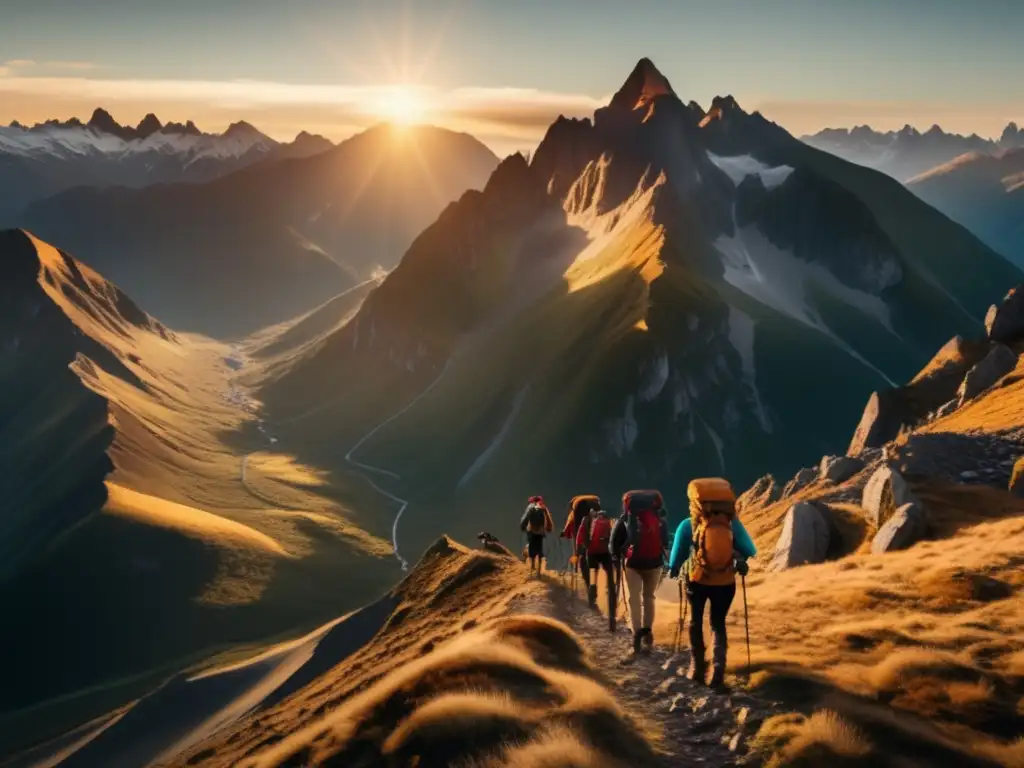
[526,504,547,533]
[587,514,612,555]
[564,494,600,539]
[687,478,737,586]
[622,490,664,567]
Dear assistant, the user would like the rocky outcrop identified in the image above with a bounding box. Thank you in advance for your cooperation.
[819,455,865,484]
[1012,458,1024,497]
[780,467,817,499]
[847,390,907,456]
[957,343,1017,404]
[862,465,918,528]
[768,502,832,571]
[737,474,779,511]
[871,502,928,553]
[985,285,1024,343]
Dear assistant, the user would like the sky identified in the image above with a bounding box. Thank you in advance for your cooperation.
[2,0,1022,154]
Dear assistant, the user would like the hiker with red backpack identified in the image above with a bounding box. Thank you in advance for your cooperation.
[520,495,554,576]
[560,495,601,587]
[574,503,613,609]
[610,490,669,656]
[669,478,757,689]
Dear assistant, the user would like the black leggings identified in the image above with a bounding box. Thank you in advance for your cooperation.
[581,552,613,587]
[687,581,736,663]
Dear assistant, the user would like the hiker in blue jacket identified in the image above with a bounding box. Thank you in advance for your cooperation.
[668,479,758,687]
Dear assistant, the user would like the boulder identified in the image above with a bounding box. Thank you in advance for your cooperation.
[847,390,904,456]
[862,465,918,528]
[1011,458,1024,498]
[781,467,818,498]
[769,502,831,571]
[737,474,779,511]
[957,343,1017,405]
[819,455,865,484]
[871,502,928,554]
[985,285,1024,343]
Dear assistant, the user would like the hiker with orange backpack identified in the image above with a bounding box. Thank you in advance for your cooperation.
[574,503,614,609]
[520,495,554,576]
[610,490,669,656]
[560,495,601,587]
[669,478,757,689]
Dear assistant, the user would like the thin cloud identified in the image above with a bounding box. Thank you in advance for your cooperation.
[0,73,607,152]
[43,61,100,71]
[4,59,37,69]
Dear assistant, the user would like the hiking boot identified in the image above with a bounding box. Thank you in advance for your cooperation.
[709,665,727,690]
[587,584,598,608]
[686,654,707,684]
[631,631,643,655]
[641,628,654,652]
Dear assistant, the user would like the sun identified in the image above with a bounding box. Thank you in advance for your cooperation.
[373,86,427,126]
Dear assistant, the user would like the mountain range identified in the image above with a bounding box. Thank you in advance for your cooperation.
[0,108,334,225]
[21,123,499,337]
[255,59,1022,562]
[802,122,1024,182]
[909,148,1024,270]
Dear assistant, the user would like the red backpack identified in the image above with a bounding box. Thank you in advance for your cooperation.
[623,490,664,566]
[587,515,612,555]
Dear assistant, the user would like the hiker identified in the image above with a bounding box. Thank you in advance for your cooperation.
[574,502,613,608]
[669,477,757,689]
[561,495,601,582]
[610,490,669,655]
[520,495,554,575]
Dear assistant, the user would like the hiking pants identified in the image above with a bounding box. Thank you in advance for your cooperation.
[687,581,736,669]
[581,552,613,588]
[527,534,545,560]
[624,567,661,633]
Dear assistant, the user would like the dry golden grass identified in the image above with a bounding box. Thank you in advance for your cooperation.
[668,511,1024,765]
[919,353,1024,435]
[173,539,661,768]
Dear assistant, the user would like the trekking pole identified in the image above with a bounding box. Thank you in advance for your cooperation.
[676,578,684,655]
[742,572,751,682]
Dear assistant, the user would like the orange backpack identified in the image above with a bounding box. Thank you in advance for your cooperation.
[687,478,737,586]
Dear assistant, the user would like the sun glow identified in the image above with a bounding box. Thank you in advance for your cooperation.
[371,86,428,126]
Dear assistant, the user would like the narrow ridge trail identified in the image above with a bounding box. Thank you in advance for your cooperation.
[511,573,777,767]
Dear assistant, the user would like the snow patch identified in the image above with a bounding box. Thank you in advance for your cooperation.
[604,396,639,457]
[707,152,795,189]
[714,218,898,386]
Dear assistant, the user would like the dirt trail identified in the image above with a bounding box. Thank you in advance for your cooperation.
[511,573,777,767]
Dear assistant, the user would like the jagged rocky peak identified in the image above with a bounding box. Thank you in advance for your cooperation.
[163,119,202,136]
[87,107,134,140]
[223,120,264,140]
[609,57,677,111]
[135,113,163,139]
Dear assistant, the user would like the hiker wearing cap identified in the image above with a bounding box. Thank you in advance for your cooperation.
[520,495,554,576]
[610,490,669,656]
[669,478,757,688]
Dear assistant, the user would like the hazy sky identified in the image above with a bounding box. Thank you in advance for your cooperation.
[2,0,1022,153]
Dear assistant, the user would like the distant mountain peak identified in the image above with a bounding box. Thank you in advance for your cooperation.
[136,113,163,139]
[162,119,202,136]
[87,108,127,136]
[223,120,265,140]
[609,57,676,111]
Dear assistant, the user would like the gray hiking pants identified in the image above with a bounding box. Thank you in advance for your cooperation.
[624,567,661,633]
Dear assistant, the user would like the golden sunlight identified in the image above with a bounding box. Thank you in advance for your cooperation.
[370,86,428,126]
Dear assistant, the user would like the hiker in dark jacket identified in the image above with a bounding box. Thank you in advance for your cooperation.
[520,495,554,576]
[610,490,669,655]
